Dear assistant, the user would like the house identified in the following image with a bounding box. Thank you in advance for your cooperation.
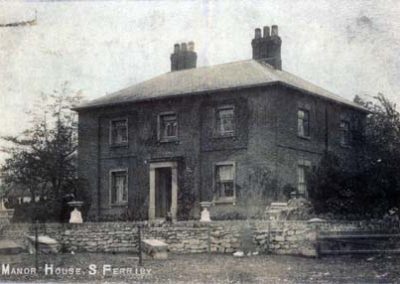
[74,25,367,221]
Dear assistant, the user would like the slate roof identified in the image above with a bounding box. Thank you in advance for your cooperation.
[75,59,367,112]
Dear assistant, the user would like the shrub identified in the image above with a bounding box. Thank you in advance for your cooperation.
[238,166,278,219]
[12,199,64,223]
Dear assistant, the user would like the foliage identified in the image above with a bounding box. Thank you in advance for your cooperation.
[1,82,89,222]
[237,166,278,219]
[308,151,352,215]
[282,184,297,200]
[210,206,248,220]
[177,188,196,221]
[355,94,400,213]
[286,197,314,220]
[11,199,63,223]
[309,94,400,219]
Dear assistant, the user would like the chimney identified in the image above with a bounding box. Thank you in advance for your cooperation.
[185,41,197,69]
[251,28,262,59]
[251,25,282,70]
[171,44,180,71]
[170,41,197,71]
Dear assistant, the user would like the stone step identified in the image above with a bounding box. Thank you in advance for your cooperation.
[26,235,61,254]
[142,239,168,259]
[270,202,288,207]
[0,240,25,254]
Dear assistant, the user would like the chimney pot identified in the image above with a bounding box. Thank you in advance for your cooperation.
[271,25,278,36]
[263,26,270,37]
[174,43,180,53]
[181,42,187,52]
[255,28,262,39]
[188,41,195,51]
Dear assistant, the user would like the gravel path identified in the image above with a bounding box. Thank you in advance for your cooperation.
[0,253,399,283]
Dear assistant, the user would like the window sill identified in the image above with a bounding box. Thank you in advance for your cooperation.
[159,137,179,144]
[340,143,352,149]
[214,198,236,205]
[110,143,128,148]
[212,133,236,140]
[297,135,311,140]
[110,203,128,207]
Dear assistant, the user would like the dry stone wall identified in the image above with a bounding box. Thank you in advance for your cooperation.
[2,220,397,256]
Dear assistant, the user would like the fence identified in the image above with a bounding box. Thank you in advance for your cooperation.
[316,230,400,256]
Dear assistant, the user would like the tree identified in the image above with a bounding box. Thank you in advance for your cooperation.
[308,94,400,219]
[1,82,87,221]
[355,94,400,215]
[308,151,359,216]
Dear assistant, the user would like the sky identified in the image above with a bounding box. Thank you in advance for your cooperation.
[0,0,400,163]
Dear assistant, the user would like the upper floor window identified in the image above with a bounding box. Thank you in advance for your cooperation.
[158,112,178,141]
[215,162,236,202]
[110,170,128,205]
[216,106,235,136]
[297,109,310,138]
[110,119,128,146]
[340,120,351,146]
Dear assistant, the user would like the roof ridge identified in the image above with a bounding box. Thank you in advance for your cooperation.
[103,59,255,99]
[165,58,254,74]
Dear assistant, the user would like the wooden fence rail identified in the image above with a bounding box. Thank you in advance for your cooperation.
[317,231,400,256]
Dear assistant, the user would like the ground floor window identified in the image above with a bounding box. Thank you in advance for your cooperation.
[297,160,311,197]
[215,162,236,202]
[110,169,128,205]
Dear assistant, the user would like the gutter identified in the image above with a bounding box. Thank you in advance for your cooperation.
[72,81,369,114]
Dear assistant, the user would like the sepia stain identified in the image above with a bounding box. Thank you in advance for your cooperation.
[346,15,379,44]
[0,10,37,28]
[356,15,373,28]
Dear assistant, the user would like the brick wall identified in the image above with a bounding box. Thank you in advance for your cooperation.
[77,86,366,220]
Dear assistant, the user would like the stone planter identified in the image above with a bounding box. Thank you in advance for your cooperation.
[199,201,212,222]
[67,201,84,224]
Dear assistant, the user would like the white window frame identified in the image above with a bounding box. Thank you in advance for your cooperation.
[297,108,310,138]
[157,112,178,142]
[297,160,311,197]
[109,168,128,206]
[215,105,235,137]
[340,120,351,147]
[213,161,236,204]
[109,118,128,146]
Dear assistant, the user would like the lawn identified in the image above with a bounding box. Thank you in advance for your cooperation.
[0,252,399,283]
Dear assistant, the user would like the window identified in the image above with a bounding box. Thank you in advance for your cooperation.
[215,163,235,202]
[340,120,351,146]
[297,109,310,138]
[110,119,128,145]
[158,113,178,141]
[216,106,235,136]
[110,170,128,205]
[297,160,311,196]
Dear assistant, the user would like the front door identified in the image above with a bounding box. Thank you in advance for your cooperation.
[149,161,178,221]
[155,167,172,218]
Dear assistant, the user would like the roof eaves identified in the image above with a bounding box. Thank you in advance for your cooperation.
[73,80,368,114]
[72,81,279,112]
[276,81,369,113]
